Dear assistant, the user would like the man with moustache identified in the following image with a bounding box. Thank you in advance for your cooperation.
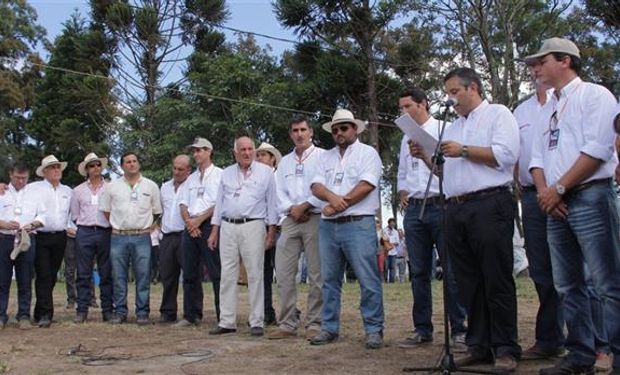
[176,139,223,326]
[268,116,324,340]
[207,136,278,337]
[309,109,384,349]
[100,152,162,325]
[527,37,620,375]
[71,153,113,323]
[158,155,191,324]
[30,155,73,328]
[396,88,467,350]
[0,162,45,329]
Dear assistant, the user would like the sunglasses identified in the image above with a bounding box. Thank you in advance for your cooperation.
[87,162,102,168]
[331,125,351,135]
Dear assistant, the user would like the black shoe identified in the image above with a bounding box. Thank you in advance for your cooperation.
[454,351,492,367]
[209,326,237,335]
[74,312,87,324]
[539,358,594,375]
[264,311,277,326]
[159,315,177,324]
[102,311,114,322]
[309,331,339,346]
[38,316,51,328]
[109,314,126,325]
[250,327,264,336]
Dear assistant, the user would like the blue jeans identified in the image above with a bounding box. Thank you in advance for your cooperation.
[521,190,565,350]
[547,182,620,367]
[585,267,610,354]
[0,234,35,322]
[404,201,466,337]
[386,254,396,283]
[76,226,113,314]
[319,216,384,334]
[110,233,151,318]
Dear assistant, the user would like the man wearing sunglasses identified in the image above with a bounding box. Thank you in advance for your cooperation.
[70,153,113,324]
[527,37,620,375]
[309,109,384,349]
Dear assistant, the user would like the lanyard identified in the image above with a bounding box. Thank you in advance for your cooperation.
[295,145,315,165]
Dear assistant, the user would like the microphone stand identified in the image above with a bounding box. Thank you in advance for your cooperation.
[402,105,499,375]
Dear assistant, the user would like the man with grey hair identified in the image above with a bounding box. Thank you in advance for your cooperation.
[177,139,223,327]
[158,155,191,324]
[208,136,278,337]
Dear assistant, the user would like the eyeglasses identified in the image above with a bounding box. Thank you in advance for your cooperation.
[331,125,351,135]
[87,162,102,168]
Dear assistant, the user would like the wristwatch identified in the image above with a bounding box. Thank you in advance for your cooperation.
[460,145,469,158]
[555,183,566,196]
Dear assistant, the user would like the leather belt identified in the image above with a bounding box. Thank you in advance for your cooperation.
[570,178,612,195]
[222,217,261,224]
[409,196,442,205]
[325,215,373,224]
[112,228,150,235]
[447,186,510,204]
[37,230,66,235]
[521,185,537,193]
[162,231,183,236]
[78,225,111,231]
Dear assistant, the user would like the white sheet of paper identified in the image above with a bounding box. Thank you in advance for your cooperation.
[394,113,438,156]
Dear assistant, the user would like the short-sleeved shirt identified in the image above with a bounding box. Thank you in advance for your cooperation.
[0,183,46,235]
[160,179,186,234]
[70,179,110,227]
[99,175,162,230]
[178,164,223,217]
[275,145,325,215]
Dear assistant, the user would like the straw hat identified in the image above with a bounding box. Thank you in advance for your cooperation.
[256,142,283,167]
[188,137,214,149]
[321,109,366,134]
[77,152,108,177]
[35,155,67,177]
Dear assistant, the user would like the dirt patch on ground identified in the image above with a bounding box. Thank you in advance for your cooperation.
[0,278,551,374]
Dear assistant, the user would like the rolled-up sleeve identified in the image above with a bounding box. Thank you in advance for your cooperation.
[580,86,617,161]
[490,109,520,170]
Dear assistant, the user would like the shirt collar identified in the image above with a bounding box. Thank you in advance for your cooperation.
[553,76,582,101]
[466,99,489,120]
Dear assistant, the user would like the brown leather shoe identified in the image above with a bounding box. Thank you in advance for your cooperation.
[494,355,517,373]
[267,329,297,340]
[521,345,565,360]
[454,351,490,367]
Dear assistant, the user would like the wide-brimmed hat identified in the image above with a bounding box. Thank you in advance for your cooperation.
[36,155,67,177]
[321,109,366,134]
[78,152,108,177]
[10,228,31,260]
[256,142,283,167]
[188,137,213,150]
[523,37,580,64]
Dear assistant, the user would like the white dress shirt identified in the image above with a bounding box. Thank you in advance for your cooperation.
[0,183,46,235]
[311,139,383,218]
[160,179,186,234]
[384,226,400,256]
[275,145,325,215]
[29,180,73,232]
[99,176,163,230]
[443,100,520,198]
[178,164,223,218]
[211,161,278,226]
[514,92,554,187]
[397,118,445,198]
[529,77,619,185]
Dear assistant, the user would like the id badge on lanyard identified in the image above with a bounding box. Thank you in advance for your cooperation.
[197,187,205,198]
[130,190,139,202]
[334,172,344,186]
[91,194,99,206]
[295,163,304,177]
[14,206,22,216]
[548,129,560,150]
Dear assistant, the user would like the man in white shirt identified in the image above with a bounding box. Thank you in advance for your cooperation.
[0,162,45,329]
[176,138,223,327]
[527,37,620,375]
[100,152,162,325]
[383,218,399,283]
[514,74,565,360]
[29,155,73,328]
[414,68,521,371]
[158,155,191,324]
[396,88,466,350]
[268,116,324,339]
[308,109,384,349]
[71,152,113,323]
[207,136,278,337]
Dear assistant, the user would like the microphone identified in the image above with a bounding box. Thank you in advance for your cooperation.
[442,98,458,107]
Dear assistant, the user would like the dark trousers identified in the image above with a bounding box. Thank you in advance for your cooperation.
[0,234,35,321]
[159,232,183,320]
[64,237,77,304]
[264,246,275,316]
[386,254,396,283]
[181,221,221,322]
[521,190,565,350]
[76,226,113,314]
[446,191,521,359]
[34,231,66,321]
[404,201,467,337]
